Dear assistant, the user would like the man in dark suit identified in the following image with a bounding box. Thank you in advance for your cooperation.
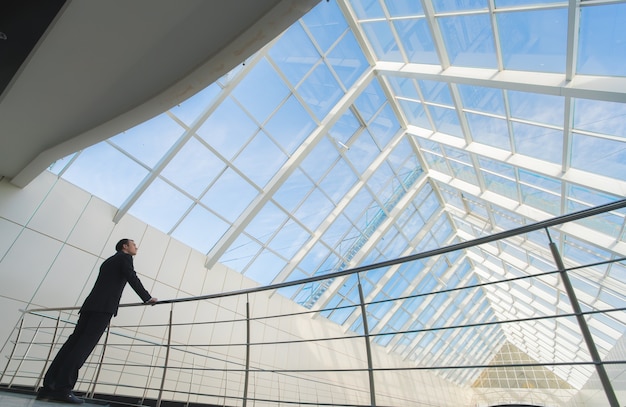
[36,239,158,404]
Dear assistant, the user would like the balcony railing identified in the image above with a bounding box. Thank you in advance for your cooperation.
[1,200,625,407]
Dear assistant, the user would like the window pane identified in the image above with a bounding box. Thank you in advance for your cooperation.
[265,95,316,155]
[63,143,148,207]
[201,168,258,223]
[439,14,497,68]
[232,58,290,124]
[129,178,193,233]
[298,63,345,120]
[234,131,288,188]
[110,113,184,168]
[571,133,626,179]
[269,23,319,87]
[512,122,562,164]
[172,205,229,254]
[393,18,438,64]
[197,97,258,160]
[161,137,224,198]
[498,8,567,72]
[578,3,626,77]
[467,113,510,150]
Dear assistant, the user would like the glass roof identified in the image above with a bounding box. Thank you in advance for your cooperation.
[48,0,626,392]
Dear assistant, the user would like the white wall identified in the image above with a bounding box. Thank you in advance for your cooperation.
[0,172,472,406]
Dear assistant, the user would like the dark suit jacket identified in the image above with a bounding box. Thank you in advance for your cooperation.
[80,251,153,316]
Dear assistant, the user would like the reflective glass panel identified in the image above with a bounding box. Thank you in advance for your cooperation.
[129,178,193,233]
[438,14,497,68]
[497,8,567,72]
[578,3,626,77]
[172,205,229,254]
[109,113,184,168]
[62,143,148,207]
[393,18,439,64]
[232,58,290,124]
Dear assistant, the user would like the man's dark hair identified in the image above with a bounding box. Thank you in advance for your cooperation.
[115,239,130,252]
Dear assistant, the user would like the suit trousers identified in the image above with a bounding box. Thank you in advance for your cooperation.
[42,311,112,393]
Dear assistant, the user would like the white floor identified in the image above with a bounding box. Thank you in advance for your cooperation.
[0,390,107,406]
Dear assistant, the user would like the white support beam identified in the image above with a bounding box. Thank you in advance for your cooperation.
[376,62,626,102]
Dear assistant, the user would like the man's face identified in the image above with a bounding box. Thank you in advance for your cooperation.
[123,240,138,255]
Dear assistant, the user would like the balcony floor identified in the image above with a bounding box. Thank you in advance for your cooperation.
[0,389,108,406]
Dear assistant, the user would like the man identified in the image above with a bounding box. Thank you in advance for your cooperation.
[36,239,158,404]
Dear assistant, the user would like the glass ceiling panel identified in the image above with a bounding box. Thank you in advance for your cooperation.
[303,1,348,53]
[245,250,288,286]
[387,75,420,100]
[231,58,291,124]
[196,97,258,161]
[578,2,626,77]
[220,234,262,272]
[318,158,359,205]
[399,99,431,129]
[62,142,148,207]
[245,201,287,246]
[458,84,506,116]
[370,104,401,146]
[109,113,184,168]
[321,213,354,250]
[511,122,563,163]
[432,0,488,12]
[508,91,564,127]
[128,178,192,233]
[438,14,497,68]
[273,169,314,213]
[466,112,510,150]
[171,83,221,127]
[294,186,336,230]
[360,20,404,62]
[233,131,288,188]
[497,7,567,72]
[200,168,258,223]
[345,130,380,173]
[385,0,424,16]
[355,80,386,122]
[573,98,626,138]
[267,219,311,260]
[172,204,230,254]
[571,133,626,179]
[301,139,340,182]
[160,137,223,198]
[429,104,463,137]
[48,0,626,395]
[327,31,369,89]
[419,79,452,105]
[268,23,320,87]
[265,95,317,155]
[392,18,439,64]
[495,0,562,6]
[298,63,346,120]
[478,158,515,180]
[483,171,519,202]
[349,0,385,19]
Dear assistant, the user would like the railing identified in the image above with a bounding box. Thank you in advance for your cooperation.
[1,200,626,407]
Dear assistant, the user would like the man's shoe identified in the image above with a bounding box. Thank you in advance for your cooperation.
[36,390,84,404]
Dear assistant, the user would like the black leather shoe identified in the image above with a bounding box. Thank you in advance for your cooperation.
[36,390,84,404]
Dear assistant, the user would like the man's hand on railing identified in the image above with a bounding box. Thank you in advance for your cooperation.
[145,297,158,305]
